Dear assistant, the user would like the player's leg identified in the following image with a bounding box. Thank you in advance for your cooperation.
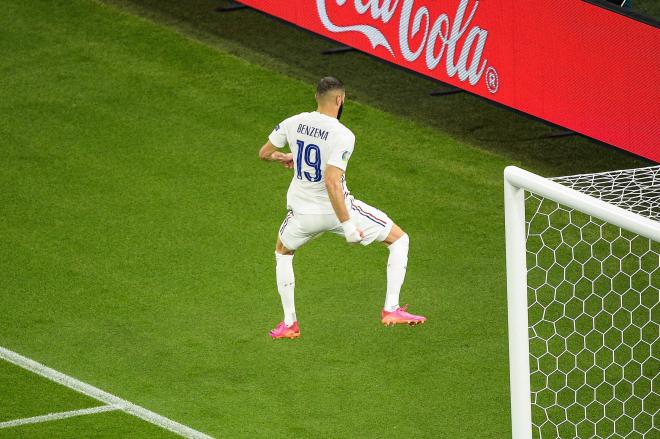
[270,212,332,339]
[275,237,294,255]
[274,235,296,321]
[380,223,426,325]
[382,223,405,245]
[381,223,408,311]
[339,199,425,326]
[270,212,300,339]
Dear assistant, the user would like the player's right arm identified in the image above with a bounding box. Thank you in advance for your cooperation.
[325,165,363,243]
[325,132,362,243]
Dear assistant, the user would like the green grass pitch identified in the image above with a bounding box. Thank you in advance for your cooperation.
[0,0,651,438]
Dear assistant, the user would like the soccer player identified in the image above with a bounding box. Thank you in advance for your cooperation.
[259,77,426,339]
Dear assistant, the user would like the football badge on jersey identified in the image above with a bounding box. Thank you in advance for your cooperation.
[341,150,350,162]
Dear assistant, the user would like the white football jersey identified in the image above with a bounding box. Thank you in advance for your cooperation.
[269,111,355,214]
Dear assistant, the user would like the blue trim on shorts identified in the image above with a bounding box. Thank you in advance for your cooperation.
[350,203,386,227]
[279,211,293,235]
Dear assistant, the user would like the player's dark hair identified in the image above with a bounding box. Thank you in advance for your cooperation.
[316,76,344,96]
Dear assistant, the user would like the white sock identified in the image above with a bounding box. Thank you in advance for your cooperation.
[384,234,409,312]
[275,252,296,326]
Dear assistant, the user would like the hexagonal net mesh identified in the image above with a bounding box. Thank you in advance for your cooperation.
[525,166,659,438]
[551,166,660,222]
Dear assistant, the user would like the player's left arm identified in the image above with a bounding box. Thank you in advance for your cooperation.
[260,119,294,168]
[259,140,293,168]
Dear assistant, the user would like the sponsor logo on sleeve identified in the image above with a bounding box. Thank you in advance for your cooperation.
[341,150,351,161]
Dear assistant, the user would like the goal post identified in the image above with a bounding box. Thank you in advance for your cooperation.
[503,166,660,439]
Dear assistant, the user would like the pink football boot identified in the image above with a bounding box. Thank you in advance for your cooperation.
[381,305,427,326]
[269,321,300,339]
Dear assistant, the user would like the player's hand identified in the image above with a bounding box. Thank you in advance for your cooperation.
[345,228,364,243]
[275,152,294,169]
[341,220,364,243]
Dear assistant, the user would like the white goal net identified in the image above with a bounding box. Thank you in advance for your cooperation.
[504,166,659,439]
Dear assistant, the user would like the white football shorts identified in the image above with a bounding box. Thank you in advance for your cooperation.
[278,199,394,251]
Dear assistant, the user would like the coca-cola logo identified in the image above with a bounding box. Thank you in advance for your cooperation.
[317,0,495,90]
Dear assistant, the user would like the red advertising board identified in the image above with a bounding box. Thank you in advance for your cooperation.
[239,0,659,162]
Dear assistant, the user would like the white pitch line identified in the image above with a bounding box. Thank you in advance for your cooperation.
[0,346,214,439]
[0,405,118,429]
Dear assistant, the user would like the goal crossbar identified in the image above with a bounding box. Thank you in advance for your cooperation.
[505,167,660,242]
[503,165,660,439]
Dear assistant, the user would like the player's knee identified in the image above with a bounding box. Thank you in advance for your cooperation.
[275,237,294,255]
[275,247,295,255]
[384,223,406,246]
[387,231,408,251]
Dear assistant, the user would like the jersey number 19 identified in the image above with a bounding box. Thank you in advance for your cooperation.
[295,140,322,182]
